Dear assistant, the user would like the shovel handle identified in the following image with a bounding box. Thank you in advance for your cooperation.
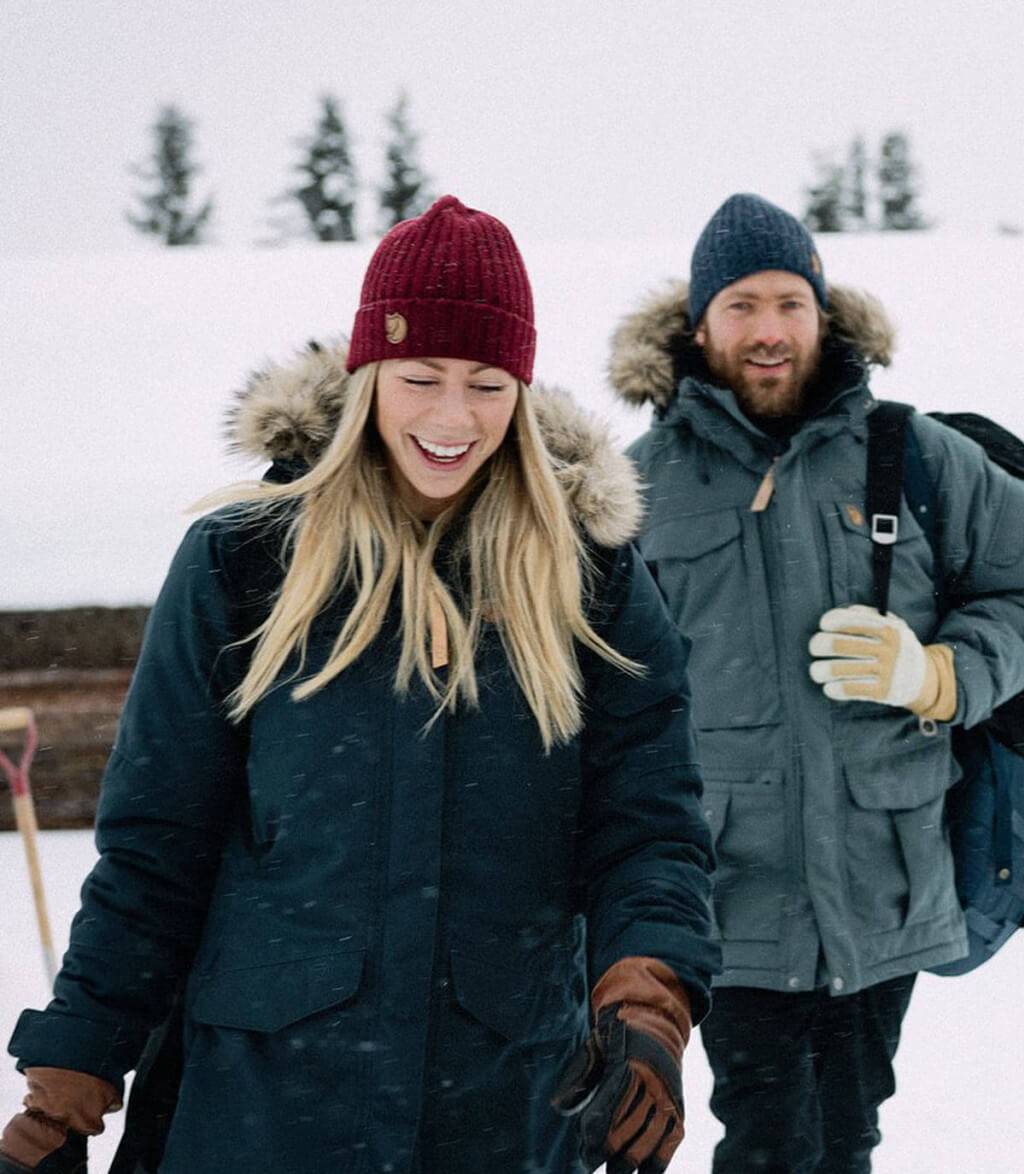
[0,708,55,981]
[12,791,58,982]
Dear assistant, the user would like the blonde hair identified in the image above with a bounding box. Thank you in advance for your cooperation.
[198,362,640,749]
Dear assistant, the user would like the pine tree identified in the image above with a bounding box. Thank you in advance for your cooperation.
[378,90,433,233]
[273,95,359,242]
[802,153,846,233]
[877,132,928,230]
[125,105,214,245]
[843,135,869,230]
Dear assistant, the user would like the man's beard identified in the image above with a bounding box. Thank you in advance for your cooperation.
[702,334,823,418]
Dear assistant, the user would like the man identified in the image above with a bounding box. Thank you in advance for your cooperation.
[609,192,1024,1172]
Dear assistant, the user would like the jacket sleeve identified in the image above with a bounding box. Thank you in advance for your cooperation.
[577,543,720,1024]
[913,415,1024,728]
[7,512,260,1093]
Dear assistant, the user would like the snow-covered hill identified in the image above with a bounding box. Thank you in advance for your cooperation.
[2,233,1021,607]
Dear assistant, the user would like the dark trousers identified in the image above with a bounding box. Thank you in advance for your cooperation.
[700,975,916,1174]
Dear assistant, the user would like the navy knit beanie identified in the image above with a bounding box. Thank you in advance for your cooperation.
[688,193,828,327]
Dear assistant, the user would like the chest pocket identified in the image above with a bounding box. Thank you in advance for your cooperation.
[820,500,939,635]
[245,650,388,855]
[641,509,781,731]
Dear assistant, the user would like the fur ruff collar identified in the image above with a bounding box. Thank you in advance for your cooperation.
[608,280,896,411]
[225,340,643,548]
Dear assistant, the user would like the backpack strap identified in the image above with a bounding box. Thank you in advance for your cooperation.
[901,411,945,610]
[867,401,945,614]
[866,402,916,615]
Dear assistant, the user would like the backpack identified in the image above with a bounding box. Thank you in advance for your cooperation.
[867,403,1024,975]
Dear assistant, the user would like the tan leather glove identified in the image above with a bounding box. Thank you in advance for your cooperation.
[809,604,956,721]
[552,957,691,1174]
[0,1068,121,1170]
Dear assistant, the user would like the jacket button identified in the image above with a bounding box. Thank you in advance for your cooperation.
[787,976,800,989]
[832,977,845,992]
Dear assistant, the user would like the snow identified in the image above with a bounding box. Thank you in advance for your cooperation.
[2,233,1022,608]
[2,235,1023,1167]
[0,830,1021,1171]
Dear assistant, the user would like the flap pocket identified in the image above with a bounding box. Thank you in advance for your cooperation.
[700,768,783,848]
[702,766,784,790]
[190,949,365,1033]
[700,768,786,942]
[643,509,742,561]
[450,947,585,1044]
[844,741,954,811]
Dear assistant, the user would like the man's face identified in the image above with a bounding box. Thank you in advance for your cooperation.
[695,270,824,417]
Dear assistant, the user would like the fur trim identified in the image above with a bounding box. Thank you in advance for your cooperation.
[226,341,642,547]
[530,383,643,548]
[826,285,896,370]
[608,282,690,410]
[225,340,350,466]
[608,279,896,409]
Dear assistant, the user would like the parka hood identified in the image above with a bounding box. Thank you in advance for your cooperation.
[609,280,897,411]
[225,339,643,548]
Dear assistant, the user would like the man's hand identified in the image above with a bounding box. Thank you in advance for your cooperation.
[0,1068,120,1171]
[552,958,690,1174]
[808,604,955,719]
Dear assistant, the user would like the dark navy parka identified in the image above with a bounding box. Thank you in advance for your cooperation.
[8,362,718,1174]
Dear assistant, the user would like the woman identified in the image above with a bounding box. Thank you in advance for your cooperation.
[2,197,718,1174]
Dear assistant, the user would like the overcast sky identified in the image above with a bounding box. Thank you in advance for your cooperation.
[3,0,1022,254]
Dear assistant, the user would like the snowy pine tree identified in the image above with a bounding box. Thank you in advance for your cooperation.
[378,90,433,233]
[802,153,846,233]
[843,135,869,230]
[877,132,928,230]
[273,95,359,242]
[125,105,214,246]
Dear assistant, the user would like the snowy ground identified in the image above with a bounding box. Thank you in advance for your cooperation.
[1,830,1021,1172]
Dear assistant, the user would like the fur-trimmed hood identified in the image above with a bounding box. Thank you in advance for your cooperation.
[225,340,642,548]
[609,280,896,411]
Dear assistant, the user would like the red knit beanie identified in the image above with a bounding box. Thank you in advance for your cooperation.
[346,195,536,384]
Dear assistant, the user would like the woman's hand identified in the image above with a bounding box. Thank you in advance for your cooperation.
[0,1068,120,1170]
[552,957,691,1173]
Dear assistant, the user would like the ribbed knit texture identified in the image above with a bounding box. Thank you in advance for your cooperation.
[688,193,828,327]
[347,195,536,384]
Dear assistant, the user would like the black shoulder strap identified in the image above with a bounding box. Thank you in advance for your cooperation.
[866,402,915,615]
[867,401,944,615]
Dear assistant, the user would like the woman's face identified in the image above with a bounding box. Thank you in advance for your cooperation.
[375,357,519,519]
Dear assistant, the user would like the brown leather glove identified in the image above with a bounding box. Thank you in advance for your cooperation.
[552,957,691,1174]
[0,1068,121,1170]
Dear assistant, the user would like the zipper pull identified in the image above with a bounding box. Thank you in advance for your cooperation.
[750,458,778,512]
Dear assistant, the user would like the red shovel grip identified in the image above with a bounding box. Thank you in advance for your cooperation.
[0,707,38,798]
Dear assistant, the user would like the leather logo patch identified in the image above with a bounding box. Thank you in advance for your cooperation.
[385,312,408,344]
[845,503,865,526]
[810,252,822,276]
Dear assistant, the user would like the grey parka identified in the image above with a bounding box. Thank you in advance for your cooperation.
[611,281,1024,996]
